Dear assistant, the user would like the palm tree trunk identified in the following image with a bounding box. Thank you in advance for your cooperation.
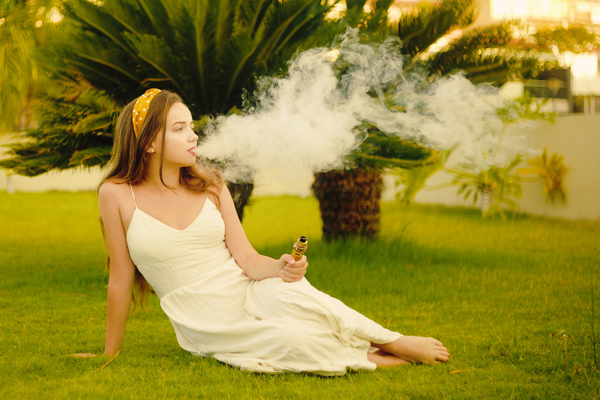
[481,187,491,215]
[226,181,254,222]
[6,172,15,194]
[312,170,383,241]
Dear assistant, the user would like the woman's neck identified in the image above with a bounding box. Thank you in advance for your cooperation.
[145,159,182,191]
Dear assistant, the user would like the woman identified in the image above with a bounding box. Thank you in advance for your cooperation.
[92,89,449,375]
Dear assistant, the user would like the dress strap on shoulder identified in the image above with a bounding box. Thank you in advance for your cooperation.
[129,184,138,209]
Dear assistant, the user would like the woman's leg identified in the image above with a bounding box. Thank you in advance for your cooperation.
[367,350,411,367]
[372,336,450,366]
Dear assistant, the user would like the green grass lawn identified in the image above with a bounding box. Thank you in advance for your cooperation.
[1,191,599,399]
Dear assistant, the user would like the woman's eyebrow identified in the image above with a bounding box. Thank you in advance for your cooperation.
[171,121,193,126]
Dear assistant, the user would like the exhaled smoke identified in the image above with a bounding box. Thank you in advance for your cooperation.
[195,29,528,193]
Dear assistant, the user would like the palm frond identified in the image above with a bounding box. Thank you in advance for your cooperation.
[523,148,568,204]
[0,83,117,175]
[446,154,526,216]
[397,0,478,58]
[427,21,543,85]
[123,33,184,93]
[66,0,140,61]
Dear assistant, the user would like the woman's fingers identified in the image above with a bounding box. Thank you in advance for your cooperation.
[280,254,296,265]
[281,266,306,282]
[282,267,304,278]
[280,254,308,282]
[72,353,97,358]
[298,255,308,268]
[286,263,306,274]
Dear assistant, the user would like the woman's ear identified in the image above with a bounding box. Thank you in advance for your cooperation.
[147,132,162,154]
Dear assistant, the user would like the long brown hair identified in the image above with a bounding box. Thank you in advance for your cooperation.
[98,90,221,310]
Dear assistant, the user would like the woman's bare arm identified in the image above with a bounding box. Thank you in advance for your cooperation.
[98,182,136,355]
[218,184,307,282]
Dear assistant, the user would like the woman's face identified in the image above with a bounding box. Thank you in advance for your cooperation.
[159,102,198,167]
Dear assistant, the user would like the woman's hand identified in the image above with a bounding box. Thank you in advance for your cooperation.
[279,254,308,282]
[72,353,98,358]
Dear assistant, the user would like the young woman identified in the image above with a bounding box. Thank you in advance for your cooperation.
[93,89,449,375]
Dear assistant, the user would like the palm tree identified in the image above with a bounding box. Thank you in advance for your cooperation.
[442,95,555,218]
[446,144,569,219]
[0,0,335,219]
[0,0,62,133]
[0,81,119,175]
[447,154,525,219]
[311,0,546,240]
[516,147,568,205]
[312,123,437,240]
[0,0,64,193]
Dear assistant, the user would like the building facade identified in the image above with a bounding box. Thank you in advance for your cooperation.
[475,0,600,114]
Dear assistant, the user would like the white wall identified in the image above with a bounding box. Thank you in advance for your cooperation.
[396,114,600,220]
[0,167,105,193]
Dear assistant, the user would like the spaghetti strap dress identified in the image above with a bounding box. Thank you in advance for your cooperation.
[126,186,402,375]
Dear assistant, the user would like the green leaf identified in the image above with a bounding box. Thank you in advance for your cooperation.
[68,0,140,61]
[69,146,112,167]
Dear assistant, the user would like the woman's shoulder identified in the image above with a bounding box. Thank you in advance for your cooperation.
[99,179,132,202]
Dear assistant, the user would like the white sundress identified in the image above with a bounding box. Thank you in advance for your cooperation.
[126,187,402,376]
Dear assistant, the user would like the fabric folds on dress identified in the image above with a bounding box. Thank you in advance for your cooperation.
[126,191,401,375]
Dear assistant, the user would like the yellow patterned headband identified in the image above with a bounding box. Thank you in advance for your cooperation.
[132,88,161,138]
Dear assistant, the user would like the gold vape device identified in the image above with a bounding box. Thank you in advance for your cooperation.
[283,236,308,282]
[291,236,308,261]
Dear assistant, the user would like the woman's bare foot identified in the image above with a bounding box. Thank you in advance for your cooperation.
[374,336,450,366]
